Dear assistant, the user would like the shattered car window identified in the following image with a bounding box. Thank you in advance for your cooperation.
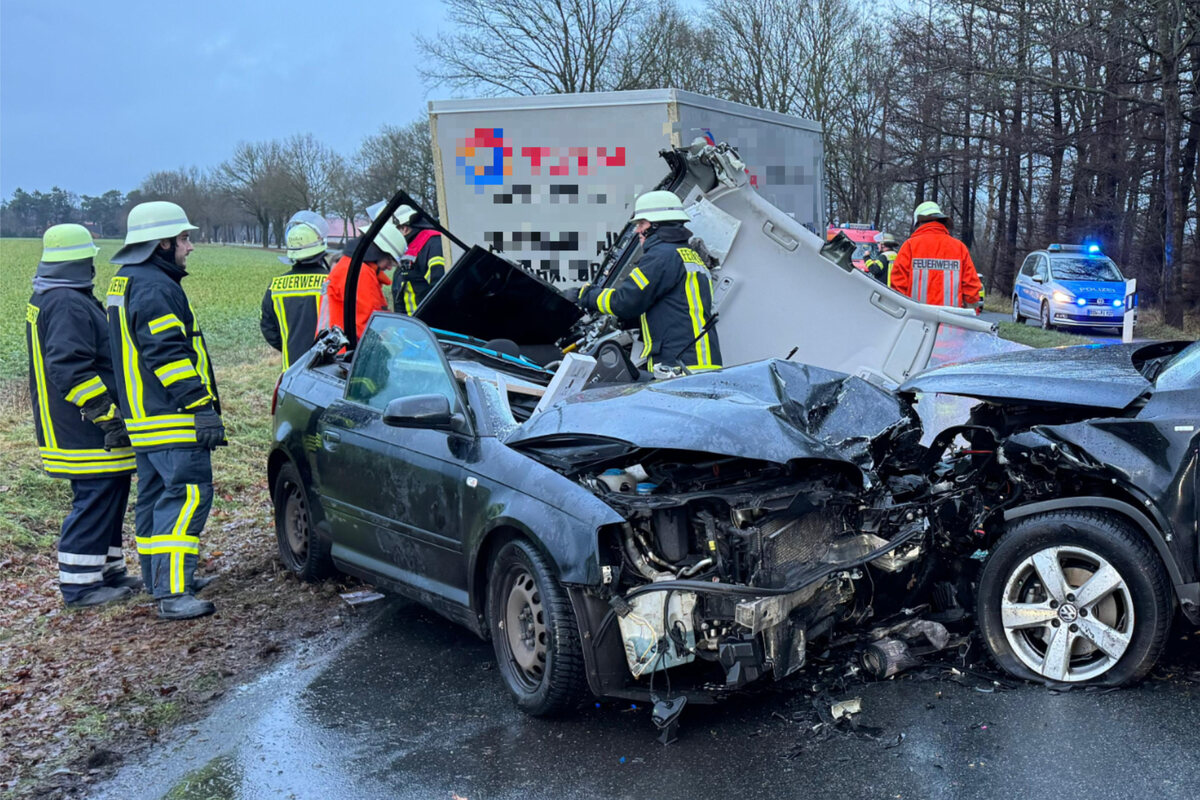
[346,316,458,410]
[1155,342,1200,390]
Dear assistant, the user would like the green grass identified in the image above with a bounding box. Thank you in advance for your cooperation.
[996,321,1093,348]
[0,239,286,551]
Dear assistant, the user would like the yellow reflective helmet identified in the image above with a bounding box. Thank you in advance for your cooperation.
[633,190,689,223]
[280,210,329,264]
[912,201,949,225]
[122,201,198,245]
[40,223,99,263]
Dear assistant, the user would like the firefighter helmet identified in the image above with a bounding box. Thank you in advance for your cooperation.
[112,201,198,264]
[880,232,899,248]
[632,190,690,223]
[912,201,949,225]
[40,223,99,263]
[279,210,329,264]
[365,200,419,229]
[373,223,408,261]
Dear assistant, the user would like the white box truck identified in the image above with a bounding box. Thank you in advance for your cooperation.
[429,89,824,286]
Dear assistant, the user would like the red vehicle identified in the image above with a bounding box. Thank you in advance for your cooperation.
[826,223,881,271]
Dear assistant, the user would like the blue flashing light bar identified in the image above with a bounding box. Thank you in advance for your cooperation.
[1088,244,1101,253]
[1075,297,1087,307]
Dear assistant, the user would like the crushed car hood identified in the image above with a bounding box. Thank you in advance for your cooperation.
[504,359,918,473]
[900,343,1155,409]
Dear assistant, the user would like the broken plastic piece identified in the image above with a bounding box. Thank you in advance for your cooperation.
[861,638,921,679]
[829,697,861,720]
[651,695,687,745]
[339,590,384,606]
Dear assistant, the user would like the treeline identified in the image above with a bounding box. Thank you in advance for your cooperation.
[0,122,436,248]
[421,0,1200,324]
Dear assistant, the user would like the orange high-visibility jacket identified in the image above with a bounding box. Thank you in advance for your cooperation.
[324,255,391,338]
[890,222,982,307]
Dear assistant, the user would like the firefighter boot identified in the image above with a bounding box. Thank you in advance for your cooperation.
[66,584,133,609]
[193,575,215,593]
[104,571,144,592]
[158,593,215,621]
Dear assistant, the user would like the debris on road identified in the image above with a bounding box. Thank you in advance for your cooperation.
[339,589,385,606]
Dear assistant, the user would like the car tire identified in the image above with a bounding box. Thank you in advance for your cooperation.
[1039,300,1053,330]
[486,539,587,716]
[273,461,334,582]
[1011,296,1023,323]
[977,510,1173,687]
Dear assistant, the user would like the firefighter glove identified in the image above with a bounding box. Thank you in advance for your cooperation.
[194,407,227,450]
[98,417,131,451]
[80,396,130,450]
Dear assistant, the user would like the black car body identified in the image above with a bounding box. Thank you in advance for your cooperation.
[270,242,1198,714]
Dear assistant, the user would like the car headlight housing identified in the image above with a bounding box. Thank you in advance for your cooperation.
[1052,290,1073,304]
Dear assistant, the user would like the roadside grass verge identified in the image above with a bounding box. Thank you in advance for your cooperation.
[995,322,1093,348]
[984,288,1196,344]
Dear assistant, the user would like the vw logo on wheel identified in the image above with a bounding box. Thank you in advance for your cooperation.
[1058,604,1079,623]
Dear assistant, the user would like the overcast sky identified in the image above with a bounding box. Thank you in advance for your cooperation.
[0,0,445,198]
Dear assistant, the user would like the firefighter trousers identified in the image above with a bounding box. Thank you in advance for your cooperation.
[58,475,133,603]
[134,448,213,599]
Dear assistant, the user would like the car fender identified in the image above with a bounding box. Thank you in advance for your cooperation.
[1003,496,1199,623]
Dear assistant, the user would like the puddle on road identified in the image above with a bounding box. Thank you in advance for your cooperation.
[163,753,241,800]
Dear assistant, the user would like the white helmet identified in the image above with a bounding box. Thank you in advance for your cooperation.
[365,200,418,228]
[373,223,408,261]
[632,190,689,223]
[113,201,198,264]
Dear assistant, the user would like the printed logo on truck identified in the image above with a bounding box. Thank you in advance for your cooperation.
[455,127,627,194]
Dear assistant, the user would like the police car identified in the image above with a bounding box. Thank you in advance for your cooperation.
[1012,243,1133,330]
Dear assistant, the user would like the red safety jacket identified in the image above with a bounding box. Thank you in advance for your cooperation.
[890,222,982,307]
[323,255,390,338]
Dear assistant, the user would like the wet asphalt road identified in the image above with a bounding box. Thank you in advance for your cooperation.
[97,599,1200,800]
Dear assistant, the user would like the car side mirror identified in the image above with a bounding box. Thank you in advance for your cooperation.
[383,394,462,431]
[1032,274,1045,284]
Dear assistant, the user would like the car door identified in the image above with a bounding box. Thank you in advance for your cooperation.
[1016,254,1038,314]
[1031,256,1050,309]
[316,313,475,608]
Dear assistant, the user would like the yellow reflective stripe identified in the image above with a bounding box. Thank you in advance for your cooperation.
[128,431,198,447]
[147,313,185,335]
[685,364,722,371]
[192,334,213,398]
[597,288,615,315]
[65,375,106,406]
[125,414,194,430]
[270,288,324,298]
[270,273,326,291]
[169,484,200,593]
[153,359,199,387]
[427,256,446,268]
[404,284,417,315]
[184,394,212,410]
[273,294,292,369]
[39,447,132,460]
[685,273,712,367]
[117,305,146,418]
[639,314,652,360]
[42,456,136,475]
[28,316,58,449]
[630,268,649,290]
[135,535,200,555]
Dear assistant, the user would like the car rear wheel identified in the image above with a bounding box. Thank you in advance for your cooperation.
[1039,300,1053,330]
[486,539,587,716]
[1011,296,1023,323]
[273,461,334,582]
[977,510,1172,686]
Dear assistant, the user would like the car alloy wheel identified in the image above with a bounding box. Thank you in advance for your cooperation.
[1040,301,1052,330]
[1011,296,1022,323]
[999,545,1133,682]
[283,481,310,564]
[977,510,1172,686]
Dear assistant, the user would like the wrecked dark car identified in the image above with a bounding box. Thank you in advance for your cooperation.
[901,340,1199,685]
[268,206,1197,723]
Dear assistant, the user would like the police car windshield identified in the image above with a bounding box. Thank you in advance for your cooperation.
[1049,257,1123,282]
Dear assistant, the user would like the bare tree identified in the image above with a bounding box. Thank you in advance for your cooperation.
[357,118,439,213]
[418,0,638,95]
[219,141,288,246]
[707,0,814,114]
[609,0,720,93]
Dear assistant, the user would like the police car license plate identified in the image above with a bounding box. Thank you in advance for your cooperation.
[1087,308,1115,317]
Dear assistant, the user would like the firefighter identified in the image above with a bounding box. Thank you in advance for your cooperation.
[107,201,222,620]
[261,211,329,369]
[879,232,900,287]
[27,224,139,608]
[384,204,447,314]
[864,245,887,283]
[323,220,407,338]
[578,191,721,373]
[890,202,982,308]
